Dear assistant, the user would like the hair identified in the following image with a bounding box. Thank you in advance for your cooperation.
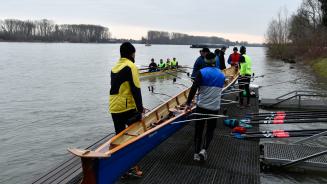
[240,46,246,54]
[205,52,216,66]
[120,42,136,62]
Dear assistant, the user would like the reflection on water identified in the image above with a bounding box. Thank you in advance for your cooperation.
[0,43,326,183]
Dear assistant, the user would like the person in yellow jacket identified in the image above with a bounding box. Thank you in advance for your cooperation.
[109,42,144,177]
[171,57,178,69]
[238,46,252,108]
[166,58,171,69]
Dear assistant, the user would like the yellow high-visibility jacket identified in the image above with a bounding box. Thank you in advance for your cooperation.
[109,58,143,113]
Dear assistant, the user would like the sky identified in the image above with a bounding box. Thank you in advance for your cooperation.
[0,0,303,43]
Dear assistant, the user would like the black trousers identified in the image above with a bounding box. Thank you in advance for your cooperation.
[111,109,141,134]
[239,75,251,105]
[194,107,219,153]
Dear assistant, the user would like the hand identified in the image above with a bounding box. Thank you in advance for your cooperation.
[184,104,191,112]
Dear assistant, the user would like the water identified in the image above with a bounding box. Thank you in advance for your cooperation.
[0,43,326,183]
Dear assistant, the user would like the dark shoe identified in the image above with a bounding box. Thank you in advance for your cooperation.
[245,104,250,107]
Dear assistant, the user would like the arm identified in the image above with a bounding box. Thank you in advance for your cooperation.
[191,58,201,78]
[227,55,231,64]
[186,71,202,106]
[129,66,144,113]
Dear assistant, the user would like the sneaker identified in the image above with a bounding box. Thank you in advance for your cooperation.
[193,153,201,161]
[199,149,208,161]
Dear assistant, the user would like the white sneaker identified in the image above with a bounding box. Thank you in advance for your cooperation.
[193,153,201,161]
[199,149,207,161]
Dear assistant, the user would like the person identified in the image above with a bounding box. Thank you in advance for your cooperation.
[185,52,225,161]
[109,42,144,177]
[218,46,227,70]
[166,58,171,69]
[171,57,178,69]
[191,47,210,78]
[148,58,158,72]
[238,46,252,107]
[158,59,166,70]
[214,49,221,69]
[227,47,241,67]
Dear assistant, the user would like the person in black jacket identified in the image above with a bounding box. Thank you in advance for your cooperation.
[219,46,227,70]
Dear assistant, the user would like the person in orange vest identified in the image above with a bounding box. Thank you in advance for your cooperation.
[227,47,241,67]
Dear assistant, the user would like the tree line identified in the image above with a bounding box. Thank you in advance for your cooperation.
[0,19,111,43]
[142,30,255,46]
[266,0,327,60]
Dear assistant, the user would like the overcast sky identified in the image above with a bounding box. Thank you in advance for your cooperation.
[0,0,303,43]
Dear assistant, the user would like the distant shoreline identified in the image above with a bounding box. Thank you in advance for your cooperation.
[0,40,265,47]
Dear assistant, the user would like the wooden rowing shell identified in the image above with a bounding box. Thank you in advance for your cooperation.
[68,66,239,184]
[139,66,188,78]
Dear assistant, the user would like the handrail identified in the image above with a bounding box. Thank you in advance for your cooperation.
[269,93,327,108]
[276,90,326,99]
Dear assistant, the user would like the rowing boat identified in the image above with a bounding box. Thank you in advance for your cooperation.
[68,66,239,184]
[139,66,188,78]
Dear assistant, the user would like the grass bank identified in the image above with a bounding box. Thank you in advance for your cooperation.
[312,58,327,78]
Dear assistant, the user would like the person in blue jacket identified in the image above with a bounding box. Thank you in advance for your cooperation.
[186,52,225,161]
[191,47,210,78]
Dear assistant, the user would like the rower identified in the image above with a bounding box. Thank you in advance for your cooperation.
[166,58,171,69]
[227,47,240,67]
[109,42,144,177]
[185,52,225,162]
[171,57,178,69]
[148,58,158,72]
[238,46,253,108]
[158,59,166,70]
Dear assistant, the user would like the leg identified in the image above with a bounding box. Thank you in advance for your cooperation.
[245,76,251,105]
[111,113,128,134]
[238,78,245,105]
[111,109,138,134]
[203,110,218,150]
[194,107,206,153]
[194,121,205,153]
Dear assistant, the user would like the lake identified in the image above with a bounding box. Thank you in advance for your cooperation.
[0,42,326,183]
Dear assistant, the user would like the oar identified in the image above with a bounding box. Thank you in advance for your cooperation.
[248,114,327,121]
[247,112,327,119]
[234,131,327,139]
[243,118,327,125]
[246,110,327,116]
[246,110,327,117]
[171,116,227,125]
[243,128,327,135]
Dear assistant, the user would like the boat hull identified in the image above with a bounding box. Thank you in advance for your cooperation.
[82,115,187,184]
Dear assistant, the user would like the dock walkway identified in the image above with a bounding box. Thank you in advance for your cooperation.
[33,89,260,184]
[119,92,260,184]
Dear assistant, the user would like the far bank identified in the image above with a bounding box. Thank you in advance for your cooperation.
[312,58,327,78]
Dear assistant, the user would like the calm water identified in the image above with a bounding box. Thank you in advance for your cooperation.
[0,43,326,183]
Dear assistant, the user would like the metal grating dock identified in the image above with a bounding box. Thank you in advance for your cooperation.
[262,143,327,169]
[33,88,260,184]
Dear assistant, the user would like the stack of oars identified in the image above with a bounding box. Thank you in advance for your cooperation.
[234,110,327,139]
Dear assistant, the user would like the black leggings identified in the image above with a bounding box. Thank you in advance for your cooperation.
[194,107,219,153]
[239,75,251,105]
[111,109,142,134]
